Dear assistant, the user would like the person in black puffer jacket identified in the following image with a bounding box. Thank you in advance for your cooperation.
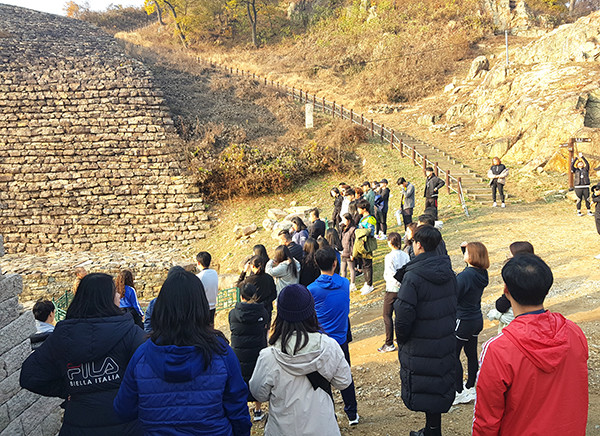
[20,273,146,436]
[229,283,269,421]
[572,153,592,215]
[394,225,457,436]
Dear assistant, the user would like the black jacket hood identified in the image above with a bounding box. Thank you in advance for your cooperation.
[405,252,454,285]
[57,312,140,363]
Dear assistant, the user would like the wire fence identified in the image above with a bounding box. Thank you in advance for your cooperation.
[53,286,240,322]
[196,57,470,215]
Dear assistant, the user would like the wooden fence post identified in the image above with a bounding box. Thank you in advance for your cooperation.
[435,162,439,177]
[411,143,416,164]
[458,177,463,203]
[381,124,384,142]
[322,96,326,113]
[390,129,394,150]
[422,155,427,174]
[292,87,295,100]
[313,94,316,107]
[300,89,303,101]
[361,114,364,126]
[341,105,344,120]
[350,109,353,123]
[370,119,374,137]
[446,170,451,193]
[333,101,336,117]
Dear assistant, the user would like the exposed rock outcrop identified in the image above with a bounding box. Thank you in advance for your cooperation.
[444,11,600,172]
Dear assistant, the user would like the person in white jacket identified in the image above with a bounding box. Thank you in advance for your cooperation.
[249,284,352,436]
[379,232,410,353]
[266,245,301,295]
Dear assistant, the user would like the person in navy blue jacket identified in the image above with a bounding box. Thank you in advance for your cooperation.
[114,270,252,436]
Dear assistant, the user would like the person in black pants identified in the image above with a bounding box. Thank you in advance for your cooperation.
[423,167,445,220]
[487,157,509,208]
[453,242,489,405]
[378,179,390,237]
[572,153,593,216]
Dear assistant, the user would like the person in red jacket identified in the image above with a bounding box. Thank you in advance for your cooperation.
[472,254,588,436]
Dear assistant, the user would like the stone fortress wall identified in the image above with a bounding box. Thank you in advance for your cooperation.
[0,4,208,255]
[0,235,63,435]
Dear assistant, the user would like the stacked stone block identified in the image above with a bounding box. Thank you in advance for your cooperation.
[0,236,62,435]
[0,5,208,254]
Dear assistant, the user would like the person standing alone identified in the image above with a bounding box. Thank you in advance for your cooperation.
[487,157,508,208]
[571,152,593,216]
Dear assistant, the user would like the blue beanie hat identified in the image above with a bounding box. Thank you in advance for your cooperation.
[277,284,315,323]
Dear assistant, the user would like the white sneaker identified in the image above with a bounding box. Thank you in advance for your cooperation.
[348,414,360,426]
[349,283,357,292]
[492,202,497,207]
[595,253,600,260]
[578,211,583,216]
[501,203,506,208]
[360,285,374,295]
[588,210,594,216]
[452,387,476,405]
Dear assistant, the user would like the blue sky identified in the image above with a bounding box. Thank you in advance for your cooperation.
[3,0,144,16]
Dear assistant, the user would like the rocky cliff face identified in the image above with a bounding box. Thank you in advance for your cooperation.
[443,12,600,173]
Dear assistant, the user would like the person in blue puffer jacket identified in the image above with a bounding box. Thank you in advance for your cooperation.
[114,270,252,436]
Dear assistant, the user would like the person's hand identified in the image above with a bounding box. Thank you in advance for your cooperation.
[579,152,583,158]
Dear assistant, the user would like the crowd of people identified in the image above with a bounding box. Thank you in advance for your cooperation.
[19,164,591,436]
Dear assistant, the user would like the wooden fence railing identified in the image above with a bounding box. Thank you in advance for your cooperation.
[197,58,470,214]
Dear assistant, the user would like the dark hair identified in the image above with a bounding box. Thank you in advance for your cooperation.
[303,238,319,257]
[342,213,353,223]
[249,255,266,274]
[361,181,371,188]
[115,269,134,298]
[253,244,269,261]
[291,217,307,231]
[501,254,553,306]
[269,311,321,354]
[241,283,258,301]
[310,208,320,218]
[325,228,342,251]
[354,186,364,197]
[315,247,337,272]
[412,225,441,252]
[356,199,370,212]
[33,299,55,322]
[425,166,434,172]
[278,229,292,241]
[509,241,534,256]
[345,188,355,197]
[417,214,435,226]
[302,238,319,272]
[66,273,123,319]
[397,177,406,185]
[388,232,402,249]
[330,187,340,197]
[196,251,212,268]
[168,266,186,276]
[317,235,329,249]
[273,245,298,278]
[151,271,226,368]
